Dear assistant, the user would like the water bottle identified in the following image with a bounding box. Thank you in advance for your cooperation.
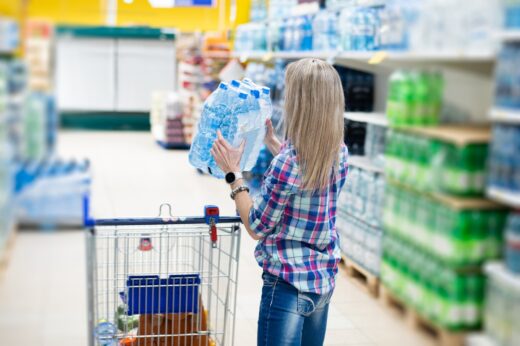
[189,82,231,174]
[301,16,313,51]
[94,321,117,346]
[290,17,301,51]
[312,11,325,51]
[236,91,265,171]
[259,87,272,120]
[339,8,354,51]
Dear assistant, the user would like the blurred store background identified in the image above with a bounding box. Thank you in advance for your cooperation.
[0,0,520,345]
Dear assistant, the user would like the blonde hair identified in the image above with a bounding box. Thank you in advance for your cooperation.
[284,58,345,191]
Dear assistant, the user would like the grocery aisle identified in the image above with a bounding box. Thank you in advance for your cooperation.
[0,131,435,346]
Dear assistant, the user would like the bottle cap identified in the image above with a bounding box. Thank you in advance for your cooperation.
[243,78,253,84]
[261,87,270,95]
[219,82,229,90]
[231,80,241,88]
[250,89,260,98]
[238,92,248,99]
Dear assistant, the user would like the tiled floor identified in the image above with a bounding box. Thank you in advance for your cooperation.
[0,131,435,346]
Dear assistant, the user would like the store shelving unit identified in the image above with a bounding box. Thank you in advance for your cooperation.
[344,112,388,127]
[489,107,520,124]
[233,3,512,341]
[400,125,491,146]
[487,187,520,209]
[233,50,495,64]
[348,155,384,173]
[498,30,520,42]
[485,29,520,209]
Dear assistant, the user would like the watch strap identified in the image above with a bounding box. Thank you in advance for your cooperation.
[233,172,243,182]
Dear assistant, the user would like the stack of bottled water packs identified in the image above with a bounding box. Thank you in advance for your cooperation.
[189,78,272,178]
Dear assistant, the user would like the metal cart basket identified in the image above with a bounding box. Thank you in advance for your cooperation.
[85,202,241,346]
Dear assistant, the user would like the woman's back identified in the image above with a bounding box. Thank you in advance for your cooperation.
[250,141,349,294]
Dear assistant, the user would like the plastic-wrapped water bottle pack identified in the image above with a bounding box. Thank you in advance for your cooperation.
[189,79,272,178]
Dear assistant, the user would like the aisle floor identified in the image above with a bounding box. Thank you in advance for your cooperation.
[0,131,435,346]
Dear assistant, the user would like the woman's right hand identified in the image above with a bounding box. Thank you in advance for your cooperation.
[264,119,282,156]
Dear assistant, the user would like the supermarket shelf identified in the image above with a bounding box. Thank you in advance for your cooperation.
[400,125,491,146]
[498,30,520,42]
[348,155,384,173]
[387,178,504,210]
[485,261,520,290]
[232,50,495,71]
[432,192,504,211]
[344,112,388,127]
[201,51,231,59]
[486,186,520,209]
[489,107,520,124]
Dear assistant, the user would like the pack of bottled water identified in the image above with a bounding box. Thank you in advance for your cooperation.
[15,158,91,227]
[189,79,272,178]
[312,10,339,51]
[234,23,268,53]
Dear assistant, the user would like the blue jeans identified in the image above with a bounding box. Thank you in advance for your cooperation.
[257,272,333,346]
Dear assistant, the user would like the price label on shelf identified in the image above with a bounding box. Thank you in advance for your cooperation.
[262,52,273,62]
[368,51,388,65]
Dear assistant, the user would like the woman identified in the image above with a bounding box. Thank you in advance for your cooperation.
[211,58,349,346]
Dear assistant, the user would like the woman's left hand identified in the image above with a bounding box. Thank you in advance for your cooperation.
[211,130,245,173]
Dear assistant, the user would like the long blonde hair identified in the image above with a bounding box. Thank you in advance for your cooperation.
[284,58,345,191]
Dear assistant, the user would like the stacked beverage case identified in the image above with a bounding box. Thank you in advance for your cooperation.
[189,79,272,178]
[385,131,488,196]
[486,124,520,193]
[383,184,506,266]
[383,235,486,330]
[386,70,444,127]
[495,43,520,110]
[337,166,385,275]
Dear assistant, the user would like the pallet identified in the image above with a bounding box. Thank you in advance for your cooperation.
[379,286,467,346]
[340,255,380,297]
[0,224,18,280]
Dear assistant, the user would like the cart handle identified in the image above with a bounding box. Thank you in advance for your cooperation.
[83,194,241,227]
[90,216,242,226]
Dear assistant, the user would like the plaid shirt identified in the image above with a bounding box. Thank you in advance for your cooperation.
[249,141,349,294]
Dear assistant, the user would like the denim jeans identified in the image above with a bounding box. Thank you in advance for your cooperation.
[257,271,333,346]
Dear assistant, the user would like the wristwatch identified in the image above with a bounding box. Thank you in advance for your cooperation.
[225,171,243,184]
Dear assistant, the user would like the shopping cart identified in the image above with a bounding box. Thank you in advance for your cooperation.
[84,199,242,346]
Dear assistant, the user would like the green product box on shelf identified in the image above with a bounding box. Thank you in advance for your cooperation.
[382,234,485,330]
[385,130,488,196]
[383,182,507,266]
[440,144,488,196]
[386,70,443,127]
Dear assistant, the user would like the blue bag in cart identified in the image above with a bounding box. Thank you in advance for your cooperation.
[189,78,272,178]
[126,274,201,315]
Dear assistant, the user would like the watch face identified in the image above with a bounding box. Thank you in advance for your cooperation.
[225,172,236,184]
